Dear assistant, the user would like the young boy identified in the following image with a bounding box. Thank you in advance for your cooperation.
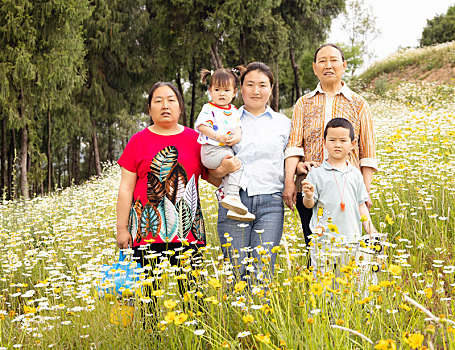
[302,118,378,275]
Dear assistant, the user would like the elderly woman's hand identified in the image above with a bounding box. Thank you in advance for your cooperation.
[296,161,320,175]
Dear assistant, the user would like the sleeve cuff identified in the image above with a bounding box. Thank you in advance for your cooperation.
[284,147,304,159]
[360,158,378,171]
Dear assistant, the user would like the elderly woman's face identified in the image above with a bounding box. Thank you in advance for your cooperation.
[148,86,181,127]
[241,70,272,114]
[312,46,347,86]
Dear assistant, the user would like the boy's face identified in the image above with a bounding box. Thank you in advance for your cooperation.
[323,127,355,161]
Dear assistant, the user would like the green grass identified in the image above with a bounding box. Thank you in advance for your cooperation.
[0,82,454,349]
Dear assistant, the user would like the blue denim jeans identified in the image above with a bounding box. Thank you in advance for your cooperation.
[217,190,284,282]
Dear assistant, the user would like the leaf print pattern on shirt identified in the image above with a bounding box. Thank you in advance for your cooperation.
[128,146,205,245]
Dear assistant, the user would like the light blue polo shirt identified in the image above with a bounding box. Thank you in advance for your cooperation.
[306,160,368,242]
[232,106,291,196]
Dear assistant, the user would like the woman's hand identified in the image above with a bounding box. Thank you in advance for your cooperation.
[117,229,132,249]
[218,154,241,176]
[296,161,320,175]
[206,154,241,186]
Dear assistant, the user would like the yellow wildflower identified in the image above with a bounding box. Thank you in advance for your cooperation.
[208,278,222,289]
[399,303,411,311]
[310,283,324,296]
[403,332,424,349]
[374,339,396,350]
[424,288,433,299]
[379,281,395,288]
[369,285,382,293]
[254,333,271,344]
[173,313,188,325]
[164,300,177,309]
[387,264,402,275]
[327,223,339,233]
[385,214,394,225]
[242,314,254,323]
[23,306,36,314]
[234,281,247,292]
[164,311,176,323]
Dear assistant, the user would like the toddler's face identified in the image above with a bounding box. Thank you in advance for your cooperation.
[324,127,355,160]
[209,84,237,107]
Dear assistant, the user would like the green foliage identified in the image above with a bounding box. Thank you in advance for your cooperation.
[420,5,455,46]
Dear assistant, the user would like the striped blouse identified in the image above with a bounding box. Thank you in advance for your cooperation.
[285,82,378,192]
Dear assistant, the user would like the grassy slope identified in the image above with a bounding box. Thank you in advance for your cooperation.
[353,41,455,91]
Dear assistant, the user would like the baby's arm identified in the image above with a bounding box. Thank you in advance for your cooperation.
[198,124,230,144]
[359,202,378,237]
[301,179,315,209]
[226,126,241,146]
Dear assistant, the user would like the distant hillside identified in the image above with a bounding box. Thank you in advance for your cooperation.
[355,41,455,90]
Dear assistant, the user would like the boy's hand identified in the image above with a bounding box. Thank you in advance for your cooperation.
[302,179,314,199]
[226,133,241,146]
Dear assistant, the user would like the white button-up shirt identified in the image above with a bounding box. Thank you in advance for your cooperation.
[233,106,291,196]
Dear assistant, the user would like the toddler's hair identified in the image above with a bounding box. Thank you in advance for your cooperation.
[324,118,355,141]
[200,68,240,89]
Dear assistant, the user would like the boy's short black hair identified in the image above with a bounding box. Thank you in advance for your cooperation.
[324,118,355,141]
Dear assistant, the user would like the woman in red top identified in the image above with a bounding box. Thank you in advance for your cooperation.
[116,82,239,325]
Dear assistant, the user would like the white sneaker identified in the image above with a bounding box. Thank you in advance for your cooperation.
[227,210,255,222]
[221,195,248,215]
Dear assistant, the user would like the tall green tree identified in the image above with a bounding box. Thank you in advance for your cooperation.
[420,5,455,46]
[0,0,90,198]
[79,0,150,175]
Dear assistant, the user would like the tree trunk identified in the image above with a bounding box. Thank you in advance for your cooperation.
[67,142,71,186]
[74,136,80,183]
[47,107,52,192]
[209,38,223,70]
[1,117,6,197]
[19,125,29,198]
[88,143,93,177]
[189,58,197,128]
[289,47,301,99]
[107,123,113,162]
[92,120,102,175]
[176,70,186,126]
[270,62,279,112]
[57,152,61,188]
[19,86,29,199]
[9,129,16,199]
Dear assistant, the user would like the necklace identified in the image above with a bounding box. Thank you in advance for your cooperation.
[329,161,347,211]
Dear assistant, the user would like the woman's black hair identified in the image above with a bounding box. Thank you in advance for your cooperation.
[236,62,274,87]
[147,82,186,124]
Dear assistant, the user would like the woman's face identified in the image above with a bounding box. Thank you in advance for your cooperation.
[148,86,181,127]
[241,70,272,114]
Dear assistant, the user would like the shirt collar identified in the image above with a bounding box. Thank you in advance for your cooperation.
[238,105,274,119]
[308,81,353,101]
[322,159,354,172]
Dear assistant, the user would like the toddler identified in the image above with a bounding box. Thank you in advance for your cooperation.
[195,68,254,221]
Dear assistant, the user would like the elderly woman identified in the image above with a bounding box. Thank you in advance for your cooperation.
[217,62,291,283]
[116,82,238,324]
[283,43,378,247]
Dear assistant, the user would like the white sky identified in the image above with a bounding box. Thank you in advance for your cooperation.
[328,0,454,67]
